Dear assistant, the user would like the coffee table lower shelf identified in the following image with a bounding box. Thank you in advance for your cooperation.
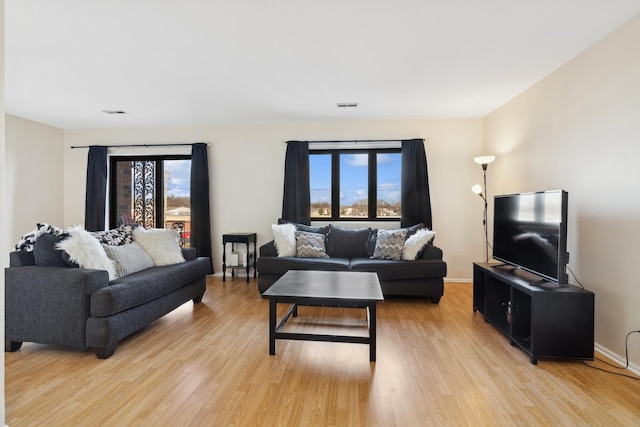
[269,297,378,362]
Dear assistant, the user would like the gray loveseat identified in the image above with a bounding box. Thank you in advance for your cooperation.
[5,247,210,359]
[257,223,447,302]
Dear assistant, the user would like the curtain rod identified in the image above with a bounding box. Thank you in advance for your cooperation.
[287,139,422,144]
[70,143,209,149]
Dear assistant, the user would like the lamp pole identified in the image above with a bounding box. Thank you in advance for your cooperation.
[472,156,495,263]
[482,164,489,263]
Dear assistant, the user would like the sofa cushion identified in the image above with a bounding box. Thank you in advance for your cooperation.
[325,225,371,259]
[406,223,426,237]
[9,250,36,267]
[371,228,408,260]
[181,247,197,261]
[34,233,69,267]
[133,227,185,266]
[91,257,211,317]
[271,223,297,257]
[103,242,154,278]
[295,231,329,258]
[260,240,278,257]
[257,256,350,275]
[350,258,447,280]
[278,219,330,235]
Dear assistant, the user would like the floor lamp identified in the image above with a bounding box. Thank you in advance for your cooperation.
[471,155,495,263]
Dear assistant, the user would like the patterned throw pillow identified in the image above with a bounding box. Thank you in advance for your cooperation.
[371,229,408,260]
[15,223,69,252]
[90,224,137,246]
[295,231,329,258]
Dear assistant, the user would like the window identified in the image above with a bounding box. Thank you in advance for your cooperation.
[109,156,192,246]
[310,149,401,221]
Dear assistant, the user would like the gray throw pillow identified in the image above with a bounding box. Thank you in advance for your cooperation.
[102,242,154,278]
[325,225,371,259]
[33,233,69,267]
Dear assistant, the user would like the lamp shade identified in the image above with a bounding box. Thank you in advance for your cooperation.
[471,184,483,195]
[473,155,495,165]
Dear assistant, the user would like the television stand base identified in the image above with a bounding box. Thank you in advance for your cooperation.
[472,262,594,364]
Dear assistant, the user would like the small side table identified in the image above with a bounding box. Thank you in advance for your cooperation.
[222,233,257,282]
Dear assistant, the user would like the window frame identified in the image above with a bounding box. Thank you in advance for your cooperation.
[310,148,401,222]
[108,154,191,229]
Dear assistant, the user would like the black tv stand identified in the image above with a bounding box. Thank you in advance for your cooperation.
[530,278,551,287]
[473,263,594,364]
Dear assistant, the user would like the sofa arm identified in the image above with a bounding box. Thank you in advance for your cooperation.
[260,240,278,257]
[419,244,443,260]
[5,266,110,348]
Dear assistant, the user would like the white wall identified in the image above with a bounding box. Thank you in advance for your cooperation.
[1,1,6,423]
[63,118,484,279]
[5,115,65,244]
[484,15,640,368]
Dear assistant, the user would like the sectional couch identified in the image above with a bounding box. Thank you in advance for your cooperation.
[257,222,447,302]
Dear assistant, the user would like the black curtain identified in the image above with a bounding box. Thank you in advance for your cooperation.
[190,143,214,274]
[401,139,432,229]
[85,146,108,231]
[282,141,311,225]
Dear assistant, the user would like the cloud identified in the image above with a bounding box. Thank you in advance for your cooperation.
[345,154,368,167]
[378,182,400,203]
[377,154,395,165]
[165,160,191,197]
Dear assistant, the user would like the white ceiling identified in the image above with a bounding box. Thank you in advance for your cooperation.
[6,1,640,129]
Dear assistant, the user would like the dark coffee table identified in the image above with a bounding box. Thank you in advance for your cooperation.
[262,270,384,361]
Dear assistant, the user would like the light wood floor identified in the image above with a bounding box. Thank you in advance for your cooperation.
[6,277,640,426]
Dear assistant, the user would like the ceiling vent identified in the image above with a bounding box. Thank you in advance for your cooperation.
[336,102,358,108]
[102,109,127,115]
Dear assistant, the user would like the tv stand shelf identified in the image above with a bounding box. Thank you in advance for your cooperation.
[473,263,594,364]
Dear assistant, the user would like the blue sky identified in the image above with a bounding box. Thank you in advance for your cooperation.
[310,153,401,205]
[165,160,191,198]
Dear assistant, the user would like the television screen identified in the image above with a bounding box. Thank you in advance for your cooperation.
[493,190,569,284]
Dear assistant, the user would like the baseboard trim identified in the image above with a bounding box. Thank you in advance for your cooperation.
[594,343,640,376]
[444,278,472,283]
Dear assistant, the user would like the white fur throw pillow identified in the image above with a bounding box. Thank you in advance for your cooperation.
[402,228,436,260]
[272,223,296,257]
[133,227,185,266]
[56,225,117,281]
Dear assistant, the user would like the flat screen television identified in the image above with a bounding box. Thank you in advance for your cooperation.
[493,190,569,285]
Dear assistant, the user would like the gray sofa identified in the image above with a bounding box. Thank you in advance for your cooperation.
[257,223,447,302]
[5,248,210,359]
